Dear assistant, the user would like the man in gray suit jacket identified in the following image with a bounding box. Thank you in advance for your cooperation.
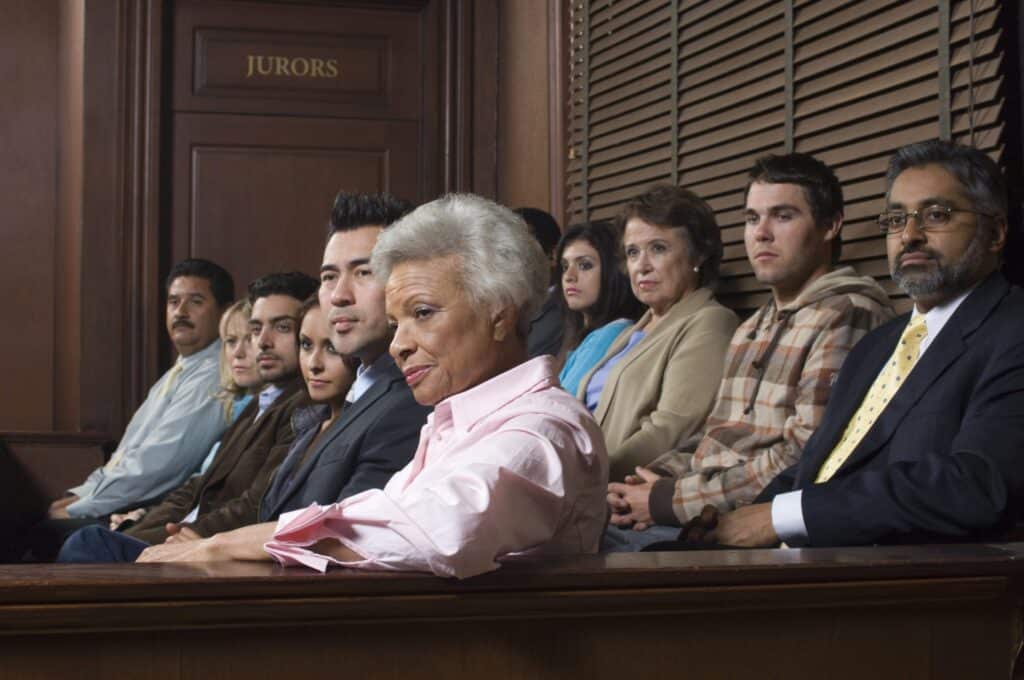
[257,192,432,522]
[58,193,431,563]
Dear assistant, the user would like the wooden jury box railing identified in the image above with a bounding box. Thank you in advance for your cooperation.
[0,543,1022,679]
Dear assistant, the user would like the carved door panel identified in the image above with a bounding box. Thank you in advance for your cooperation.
[169,0,439,291]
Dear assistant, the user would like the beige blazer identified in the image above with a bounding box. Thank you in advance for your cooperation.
[577,287,738,482]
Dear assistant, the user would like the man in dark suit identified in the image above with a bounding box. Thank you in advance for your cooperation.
[131,192,432,563]
[684,140,1024,548]
[252,192,432,523]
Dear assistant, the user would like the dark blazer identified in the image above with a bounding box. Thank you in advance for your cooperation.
[759,272,1024,546]
[527,289,564,358]
[126,378,306,544]
[258,356,431,522]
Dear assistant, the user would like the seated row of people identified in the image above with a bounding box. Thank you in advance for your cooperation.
[35,138,1024,577]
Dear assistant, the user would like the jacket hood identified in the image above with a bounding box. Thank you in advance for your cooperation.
[776,266,893,315]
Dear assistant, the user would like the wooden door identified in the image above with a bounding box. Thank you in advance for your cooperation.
[169,0,440,293]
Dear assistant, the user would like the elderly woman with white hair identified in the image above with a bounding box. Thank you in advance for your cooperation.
[136,194,608,579]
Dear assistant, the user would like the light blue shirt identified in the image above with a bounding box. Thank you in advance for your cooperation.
[772,288,974,545]
[347,352,393,404]
[66,340,227,518]
[560,319,632,398]
[230,393,254,423]
[585,330,646,412]
[257,384,284,419]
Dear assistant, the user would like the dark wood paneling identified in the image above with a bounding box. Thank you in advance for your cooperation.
[0,431,108,560]
[174,0,425,119]
[1,0,499,440]
[172,112,420,290]
[75,1,137,433]
[52,1,165,435]
[0,545,1021,678]
[498,0,552,210]
[0,1,59,431]
[0,432,109,501]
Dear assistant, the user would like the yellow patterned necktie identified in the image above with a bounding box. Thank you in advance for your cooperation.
[816,314,928,483]
[158,360,184,399]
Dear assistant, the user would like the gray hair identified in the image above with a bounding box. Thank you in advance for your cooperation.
[886,140,1008,220]
[371,193,550,336]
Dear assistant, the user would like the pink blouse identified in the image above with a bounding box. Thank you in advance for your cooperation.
[264,356,608,578]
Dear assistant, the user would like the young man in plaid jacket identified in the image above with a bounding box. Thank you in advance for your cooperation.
[604,153,894,551]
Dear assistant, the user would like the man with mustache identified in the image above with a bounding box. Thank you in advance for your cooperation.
[56,272,318,561]
[121,271,316,544]
[69,192,432,563]
[679,140,1024,549]
[26,259,234,558]
[604,153,894,550]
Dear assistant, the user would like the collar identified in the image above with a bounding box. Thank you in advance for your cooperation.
[179,338,221,368]
[291,402,331,434]
[917,286,974,355]
[348,352,394,403]
[635,287,714,333]
[430,356,558,435]
[257,383,285,416]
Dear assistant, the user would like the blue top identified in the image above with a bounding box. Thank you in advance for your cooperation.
[585,329,646,412]
[231,393,254,422]
[559,318,632,397]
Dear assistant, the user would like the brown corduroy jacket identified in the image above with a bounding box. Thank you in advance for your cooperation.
[125,378,306,544]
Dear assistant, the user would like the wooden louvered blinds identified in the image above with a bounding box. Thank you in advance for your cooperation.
[567,0,1009,315]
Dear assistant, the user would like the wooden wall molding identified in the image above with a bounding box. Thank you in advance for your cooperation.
[440,0,499,196]
[50,0,169,434]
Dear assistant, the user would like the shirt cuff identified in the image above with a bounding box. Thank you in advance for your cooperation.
[65,498,99,519]
[770,490,808,546]
[263,505,373,573]
[648,477,682,527]
[66,481,94,499]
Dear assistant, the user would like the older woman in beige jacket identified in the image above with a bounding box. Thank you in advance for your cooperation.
[577,185,738,482]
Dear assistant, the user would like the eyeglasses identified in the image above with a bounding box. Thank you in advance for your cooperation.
[877,205,996,235]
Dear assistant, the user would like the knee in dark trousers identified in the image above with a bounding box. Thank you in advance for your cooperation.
[57,525,150,563]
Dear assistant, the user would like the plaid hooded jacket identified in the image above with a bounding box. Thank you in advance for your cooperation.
[647,267,895,527]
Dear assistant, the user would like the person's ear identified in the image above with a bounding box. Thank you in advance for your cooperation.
[988,217,1008,255]
[823,215,843,244]
[492,305,517,342]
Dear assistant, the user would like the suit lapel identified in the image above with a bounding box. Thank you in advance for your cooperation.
[264,363,401,517]
[837,327,965,473]
[795,320,904,486]
[824,273,1009,480]
[205,379,303,488]
[200,400,260,488]
[594,288,713,424]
